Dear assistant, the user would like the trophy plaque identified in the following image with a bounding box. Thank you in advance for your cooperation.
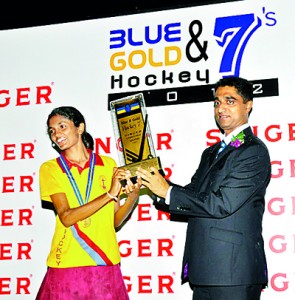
[110,93,163,185]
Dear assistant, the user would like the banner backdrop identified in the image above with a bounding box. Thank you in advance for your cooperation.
[0,0,294,299]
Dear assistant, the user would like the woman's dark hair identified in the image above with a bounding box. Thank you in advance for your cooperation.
[47,106,94,153]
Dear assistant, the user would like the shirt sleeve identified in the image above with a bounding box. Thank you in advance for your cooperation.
[39,160,64,202]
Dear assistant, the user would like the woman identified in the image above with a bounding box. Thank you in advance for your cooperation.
[36,106,141,300]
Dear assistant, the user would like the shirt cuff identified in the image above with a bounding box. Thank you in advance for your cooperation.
[164,186,172,205]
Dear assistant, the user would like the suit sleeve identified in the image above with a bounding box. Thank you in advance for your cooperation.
[169,142,271,218]
[152,182,178,213]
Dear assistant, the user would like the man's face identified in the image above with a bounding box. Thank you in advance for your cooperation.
[214,85,253,135]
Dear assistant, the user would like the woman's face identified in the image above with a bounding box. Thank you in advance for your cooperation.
[48,114,83,151]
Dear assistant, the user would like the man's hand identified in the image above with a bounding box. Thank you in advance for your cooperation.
[136,166,170,198]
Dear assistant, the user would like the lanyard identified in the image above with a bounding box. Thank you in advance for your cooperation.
[59,152,96,206]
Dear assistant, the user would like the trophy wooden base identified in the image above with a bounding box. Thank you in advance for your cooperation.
[119,156,164,186]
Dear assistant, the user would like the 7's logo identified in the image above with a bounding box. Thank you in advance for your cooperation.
[214,13,262,77]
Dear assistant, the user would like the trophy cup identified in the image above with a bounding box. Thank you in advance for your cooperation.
[110,93,163,186]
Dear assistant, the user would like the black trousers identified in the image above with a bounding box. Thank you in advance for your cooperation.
[192,285,264,300]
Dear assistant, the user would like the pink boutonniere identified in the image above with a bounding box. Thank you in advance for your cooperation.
[230,131,245,148]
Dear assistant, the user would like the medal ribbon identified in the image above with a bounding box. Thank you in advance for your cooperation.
[58,151,95,206]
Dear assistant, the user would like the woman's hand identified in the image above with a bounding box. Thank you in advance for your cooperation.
[108,167,125,198]
[122,170,142,201]
[114,170,142,228]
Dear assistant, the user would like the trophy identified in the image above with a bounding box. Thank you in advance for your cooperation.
[110,93,163,186]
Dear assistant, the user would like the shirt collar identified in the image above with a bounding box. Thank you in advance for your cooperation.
[57,149,105,174]
[63,149,91,171]
[221,123,249,145]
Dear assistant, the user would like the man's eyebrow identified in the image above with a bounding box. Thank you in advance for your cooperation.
[214,95,237,101]
[224,95,237,100]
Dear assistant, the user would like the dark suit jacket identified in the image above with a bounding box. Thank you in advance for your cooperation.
[154,126,270,287]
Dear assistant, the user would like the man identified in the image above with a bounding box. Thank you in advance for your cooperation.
[137,77,270,300]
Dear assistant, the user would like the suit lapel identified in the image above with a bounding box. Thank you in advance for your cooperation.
[206,127,255,175]
[209,143,220,165]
